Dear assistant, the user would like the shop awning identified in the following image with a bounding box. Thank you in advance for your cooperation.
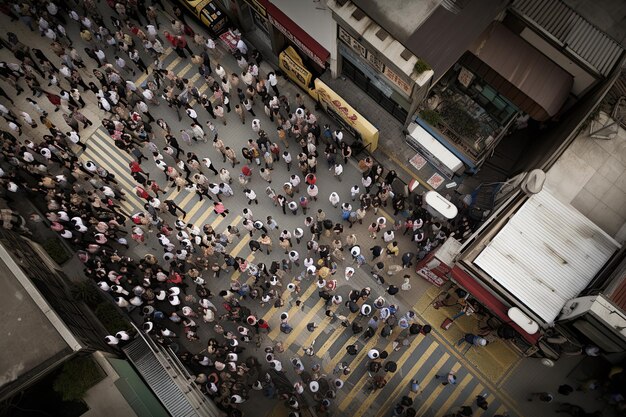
[267,2,330,68]
[450,266,541,344]
[473,189,620,325]
[466,23,573,121]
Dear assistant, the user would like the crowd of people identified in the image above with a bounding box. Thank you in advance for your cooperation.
[0,1,484,417]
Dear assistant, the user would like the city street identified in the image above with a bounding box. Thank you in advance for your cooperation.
[0,2,613,417]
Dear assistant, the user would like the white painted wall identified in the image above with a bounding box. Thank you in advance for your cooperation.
[270,0,338,75]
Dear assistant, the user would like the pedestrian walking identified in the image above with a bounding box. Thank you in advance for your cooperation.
[244,188,258,205]
[214,202,229,217]
[435,371,457,386]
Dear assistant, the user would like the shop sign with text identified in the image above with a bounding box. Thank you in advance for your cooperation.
[313,79,379,151]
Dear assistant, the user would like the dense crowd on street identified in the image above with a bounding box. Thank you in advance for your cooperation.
[4,2,606,417]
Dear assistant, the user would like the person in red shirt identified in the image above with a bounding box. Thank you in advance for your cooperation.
[164,30,187,58]
[257,319,270,333]
[147,180,163,196]
[305,173,316,186]
[129,160,150,178]
[241,165,252,178]
[135,186,150,200]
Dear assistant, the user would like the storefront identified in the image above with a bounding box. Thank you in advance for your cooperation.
[278,47,379,151]
[337,25,413,123]
[240,0,271,39]
[405,120,465,179]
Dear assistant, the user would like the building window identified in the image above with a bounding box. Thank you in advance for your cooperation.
[342,58,408,123]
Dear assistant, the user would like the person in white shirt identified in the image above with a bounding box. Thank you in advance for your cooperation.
[45,28,57,41]
[350,185,360,201]
[215,64,226,79]
[115,55,135,76]
[244,188,258,205]
[289,174,301,192]
[236,39,248,57]
[267,72,279,96]
[333,129,344,144]
[186,107,199,124]
[333,163,343,181]
[94,49,107,66]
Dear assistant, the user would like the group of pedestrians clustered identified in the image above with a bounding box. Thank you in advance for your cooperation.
[0,1,482,417]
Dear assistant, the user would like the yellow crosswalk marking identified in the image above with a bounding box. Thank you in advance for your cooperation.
[427,328,523,417]
[81,147,142,212]
[414,362,462,417]
[133,48,174,86]
[494,404,508,416]
[177,63,193,79]
[434,373,475,417]
[177,188,197,211]
[208,212,226,230]
[229,234,251,259]
[261,280,317,323]
[167,56,183,71]
[279,299,325,347]
[326,325,384,375]
[267,288,323,340]
[189,80,211,107]
[338,335,398,410]
[360,349,452,417]
[371,342,440,417]
[340,333,429,411]
[184,200,206,222]
[292,316,327,353]
[163,187,182,203]
[90,131,133,163]
[315,323,352,360]
[192,205,214,226]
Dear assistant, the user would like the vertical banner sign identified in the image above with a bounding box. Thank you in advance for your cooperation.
[278,47,313,92]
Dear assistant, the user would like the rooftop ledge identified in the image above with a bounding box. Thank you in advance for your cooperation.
[328,0,433,88]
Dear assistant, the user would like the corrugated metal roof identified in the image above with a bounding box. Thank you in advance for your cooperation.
[512,0,624,76]
[473,189,621,324]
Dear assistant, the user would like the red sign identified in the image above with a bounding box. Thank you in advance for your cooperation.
[266,3,329,68]
[415,251,450,287]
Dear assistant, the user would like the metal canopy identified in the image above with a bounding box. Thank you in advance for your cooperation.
[473,189,621,324]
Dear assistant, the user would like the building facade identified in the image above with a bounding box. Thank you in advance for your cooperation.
[226,0,626,179]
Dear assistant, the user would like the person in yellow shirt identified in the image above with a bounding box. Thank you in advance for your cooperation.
[386,241,399,257]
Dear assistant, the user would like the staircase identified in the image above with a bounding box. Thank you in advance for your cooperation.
[123,327,223,417]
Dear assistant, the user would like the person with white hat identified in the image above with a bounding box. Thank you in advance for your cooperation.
[309,380,319,393]
[269,359,283,371]
[116,331,130,341]
[115,297,129,309]
[143,321,154,333]
[105,335,120,346]
[368,349,380,359]
[360,303,372,316]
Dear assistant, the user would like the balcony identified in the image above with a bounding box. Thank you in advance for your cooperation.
[420,67,520,168]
